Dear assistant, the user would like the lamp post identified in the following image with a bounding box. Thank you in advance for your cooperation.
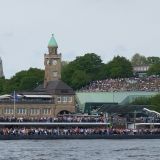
[134,110,137,129]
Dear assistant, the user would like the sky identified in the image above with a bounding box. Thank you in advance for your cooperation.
[0,0,160,78]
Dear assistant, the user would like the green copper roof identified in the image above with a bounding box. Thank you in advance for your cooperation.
[48,34,58,47]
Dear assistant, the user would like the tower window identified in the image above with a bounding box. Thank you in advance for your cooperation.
[53,71,58,77]
[46,59,50,65]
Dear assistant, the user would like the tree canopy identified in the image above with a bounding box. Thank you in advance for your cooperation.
[131,94,160,112]
[0,68,44,94]
[147,56,160,65]
[147,63,160,76]
[131,53,147,66]
[107,56,133,78]
[62,53,103,89]
[1,53,159,93]
[62,54,133,89]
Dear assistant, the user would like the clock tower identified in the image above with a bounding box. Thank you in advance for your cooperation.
[44,34,61,87]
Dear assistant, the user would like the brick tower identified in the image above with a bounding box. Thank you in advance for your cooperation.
[44,34,61,87]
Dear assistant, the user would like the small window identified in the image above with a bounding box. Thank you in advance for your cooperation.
[17,108,27,114]
[4,108,14,114]
[62,96,67,102]
[30,109,40,115]
[67,96,72,102]
[42,108,51,115]
[57,96,61,103]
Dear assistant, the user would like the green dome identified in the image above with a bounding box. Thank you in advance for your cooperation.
[48,34,58,47]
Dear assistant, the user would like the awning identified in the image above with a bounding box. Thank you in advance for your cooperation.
[24,95,53,98]
[0,94,11,99]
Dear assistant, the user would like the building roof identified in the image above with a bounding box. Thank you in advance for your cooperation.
[76,91,158,112]
[34,80,75,95]
[48,34,58,48]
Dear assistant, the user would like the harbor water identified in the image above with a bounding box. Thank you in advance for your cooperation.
[0,139,159,160]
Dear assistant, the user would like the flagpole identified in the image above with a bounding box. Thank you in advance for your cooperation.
[14,90,16,117]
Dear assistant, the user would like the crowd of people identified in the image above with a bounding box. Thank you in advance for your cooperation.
[1,115,160,124]
[1,127,160,136]
[80,76,160,92]
[0,115,105,123]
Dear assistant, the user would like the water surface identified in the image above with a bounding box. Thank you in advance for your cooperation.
[0,139,159,160]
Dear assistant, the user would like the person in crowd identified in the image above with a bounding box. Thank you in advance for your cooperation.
[79,76,160,92]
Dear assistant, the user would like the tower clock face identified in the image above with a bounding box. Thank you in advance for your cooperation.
[53,71,58,77]
[52,59,57,65]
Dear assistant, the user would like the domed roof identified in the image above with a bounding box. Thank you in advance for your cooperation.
[48,34,58,48]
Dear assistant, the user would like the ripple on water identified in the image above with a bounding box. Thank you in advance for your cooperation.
[0,139,159,160]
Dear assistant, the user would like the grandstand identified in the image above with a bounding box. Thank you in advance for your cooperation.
[80,77,160,92]
[76,91,158,113]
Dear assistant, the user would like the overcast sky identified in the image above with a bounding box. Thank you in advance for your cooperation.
[0,0,160,78]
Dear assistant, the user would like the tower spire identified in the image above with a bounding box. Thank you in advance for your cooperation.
[0,57,4,78]
[48,34,58,48]
[48,34,58,54]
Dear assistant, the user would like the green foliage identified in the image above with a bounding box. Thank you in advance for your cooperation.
[131,97,151,105]
[107,56,133,78]
[96,64,110,80]
[150,94,160,111]
[0,68,44,94]
[62,54,133,89]
[0,77,5,93]
[131,53,147,66]
[147,57,160,65]
[71,70,90,89]
[147,63,160,76]
[62,53,103,89]
[131,94,160,112]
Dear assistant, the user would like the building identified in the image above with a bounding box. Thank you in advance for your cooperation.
[0,57,4,78]
[133,65,150,77]
[76,91,158,114]
[0,35,75,118]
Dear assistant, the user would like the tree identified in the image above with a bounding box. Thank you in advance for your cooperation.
[62,53,103,89]
[71,70,90,89]
[131,97,151,105]
[107,56,133,78]
[147,57,160,65]
[0,77,5,94]
[96,64,110,80]
[150,94,160,111]
[147,63,160,76]
[131,53,147,66]
[0,68,44,94]
[61,62,75,87]
[73,53,103,79]
[131,94,160,112]
[19,77,41,91]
